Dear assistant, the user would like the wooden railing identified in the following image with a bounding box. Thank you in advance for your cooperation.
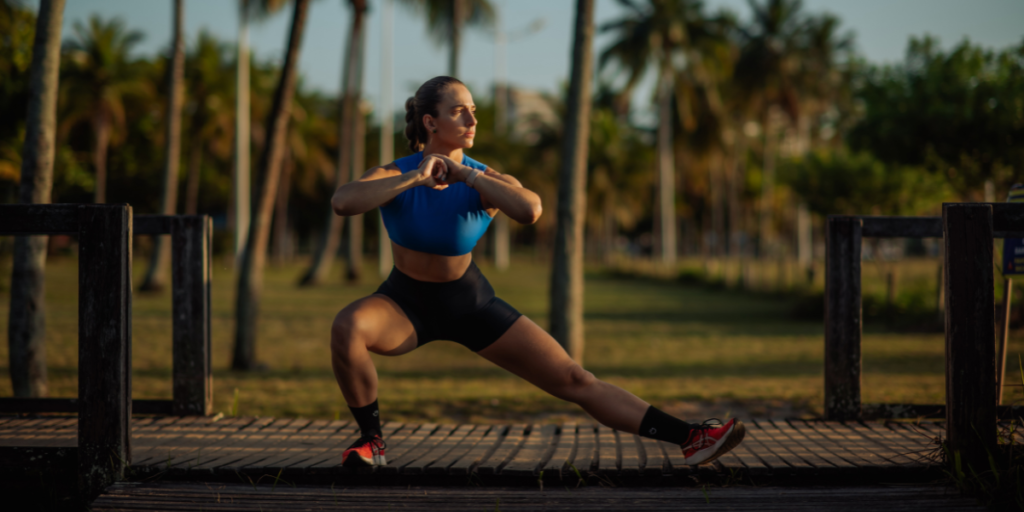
[0,204,213,494]
[825,205,1024,423]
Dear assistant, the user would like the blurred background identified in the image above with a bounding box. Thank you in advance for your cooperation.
[1,0,1022,423]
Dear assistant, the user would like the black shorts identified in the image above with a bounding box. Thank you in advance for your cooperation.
[374,261,522,352]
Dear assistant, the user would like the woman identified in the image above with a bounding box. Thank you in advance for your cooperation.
[330,76,744,467]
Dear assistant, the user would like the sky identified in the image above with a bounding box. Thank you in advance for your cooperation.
[26,0,1024,126]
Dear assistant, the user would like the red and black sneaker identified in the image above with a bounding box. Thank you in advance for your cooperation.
[681,418,745,465]
[342,434,387,467]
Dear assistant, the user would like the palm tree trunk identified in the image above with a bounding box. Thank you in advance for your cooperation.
[142,0,185,291]
[758,107,777,257]
[729,124,745,257]
[9,0,64,398]
[234,0,252,264]
[92,112,110,204]
[272,150,293,264]
[300,0,365,286]
[346,66,366,283]
[233,0,310,371]
[449,0,464,77]
[657,71,677,266]
[184,136,202,214]
[549,0,594,364]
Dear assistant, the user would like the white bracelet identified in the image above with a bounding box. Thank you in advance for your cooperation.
[466,168,483,188]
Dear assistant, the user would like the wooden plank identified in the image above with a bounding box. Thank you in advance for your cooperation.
[846,421,928,465]
[474,424,528,476]
[784,420,863,468]
[618,432,642,478]
[637,435,665,476]
[220,419,314,470]
[372,424,440,475]
[750,420,820,470]
[943,203,997,474]
[183,418,289,471]
[502,424,557,476]
[806,421,892,467]
[825,215,862,421]
[765,419,841,469]
[540,423,577,476]
[171,215,213,416]
[133,399,174,415]
[403,424,473,475]
[246,419,335,469]
[131,416,216,466]
[77,204,132,495]
[446,426,503,476]
[572,425,599,473]
[262,420,358,470]
[860,216,941,239]
[883,422,945,463]
[149,418,255,471]
[288,422,364,471]
[425,424,487,475]
[741,422,800,471]
[594,426,619,475]
[0,204,79,235]
[392,424,458,473]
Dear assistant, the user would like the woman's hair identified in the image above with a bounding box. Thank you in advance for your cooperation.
[404,76,464,153]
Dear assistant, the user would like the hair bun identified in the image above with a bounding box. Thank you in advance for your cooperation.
[404,97,416,122]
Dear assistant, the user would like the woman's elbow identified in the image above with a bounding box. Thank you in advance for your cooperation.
[331,194,351,217]
[518,202,542,225]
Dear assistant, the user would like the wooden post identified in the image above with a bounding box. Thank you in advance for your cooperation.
[171,215,213,415]
[77,204,132,496]
[996,278,1012,405]
[943,203,997,474]
[825,216,862,421]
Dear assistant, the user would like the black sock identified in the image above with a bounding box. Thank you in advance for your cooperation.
[638,406,693,445]
[349,399,382,438]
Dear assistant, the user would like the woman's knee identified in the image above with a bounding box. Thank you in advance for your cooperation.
[552,363,598,402]
[330,308,374,359]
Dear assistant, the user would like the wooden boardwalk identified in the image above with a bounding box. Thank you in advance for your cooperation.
[0,415,964,487]
[92,483,985,511]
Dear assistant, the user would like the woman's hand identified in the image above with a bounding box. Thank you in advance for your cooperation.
[429,154,472,183]
[415,154,450,190]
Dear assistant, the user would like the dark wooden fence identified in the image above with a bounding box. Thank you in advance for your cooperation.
[0,211,212,416]
[825,205,1024,422]
[0,204,213,495]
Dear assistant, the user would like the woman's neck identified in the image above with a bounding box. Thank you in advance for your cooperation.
[421,142,464,162]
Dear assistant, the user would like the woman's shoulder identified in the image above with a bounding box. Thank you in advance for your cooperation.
[393,152,424,172]
[462,153,487,171]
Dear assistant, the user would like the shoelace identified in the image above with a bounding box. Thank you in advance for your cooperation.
[356,435,387,451]
[686,419,724,449]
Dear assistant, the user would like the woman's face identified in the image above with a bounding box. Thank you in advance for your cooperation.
[424,83,477,149]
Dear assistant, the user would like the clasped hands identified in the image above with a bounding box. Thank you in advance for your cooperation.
[415,154,472,190]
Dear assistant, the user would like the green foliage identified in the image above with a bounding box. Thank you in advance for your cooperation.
[849,36,1024,197]
[0,0,36,190]
[780,148,951,217]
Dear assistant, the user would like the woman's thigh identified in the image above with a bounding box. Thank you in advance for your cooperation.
[476,316,584,396]
[334,294,419,357]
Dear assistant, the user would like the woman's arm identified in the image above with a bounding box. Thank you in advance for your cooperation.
[332,156,449,216]
[433,155,542,224]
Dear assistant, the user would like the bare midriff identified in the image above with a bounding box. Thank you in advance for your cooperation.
[391,242,473,282]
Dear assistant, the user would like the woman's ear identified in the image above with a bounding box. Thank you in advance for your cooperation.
[422,114,436,134]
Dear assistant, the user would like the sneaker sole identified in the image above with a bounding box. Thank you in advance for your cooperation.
[697,421,746,466]
[342,453,386,467]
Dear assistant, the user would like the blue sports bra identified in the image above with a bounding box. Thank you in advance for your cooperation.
[379,152,493,256]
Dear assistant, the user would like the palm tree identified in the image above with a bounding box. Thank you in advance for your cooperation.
[233,0,311,371]
[599,0,728,266]
[60,15,146,204]
[8,0,65,398]
[182,31,236,215]
[733,0,806,256]
[141,0,186,292]
[301,0,367,287]
[397,0,494,77]
[549,0,594,363]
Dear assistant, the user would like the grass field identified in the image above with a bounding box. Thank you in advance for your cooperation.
[0,254,1021,424]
